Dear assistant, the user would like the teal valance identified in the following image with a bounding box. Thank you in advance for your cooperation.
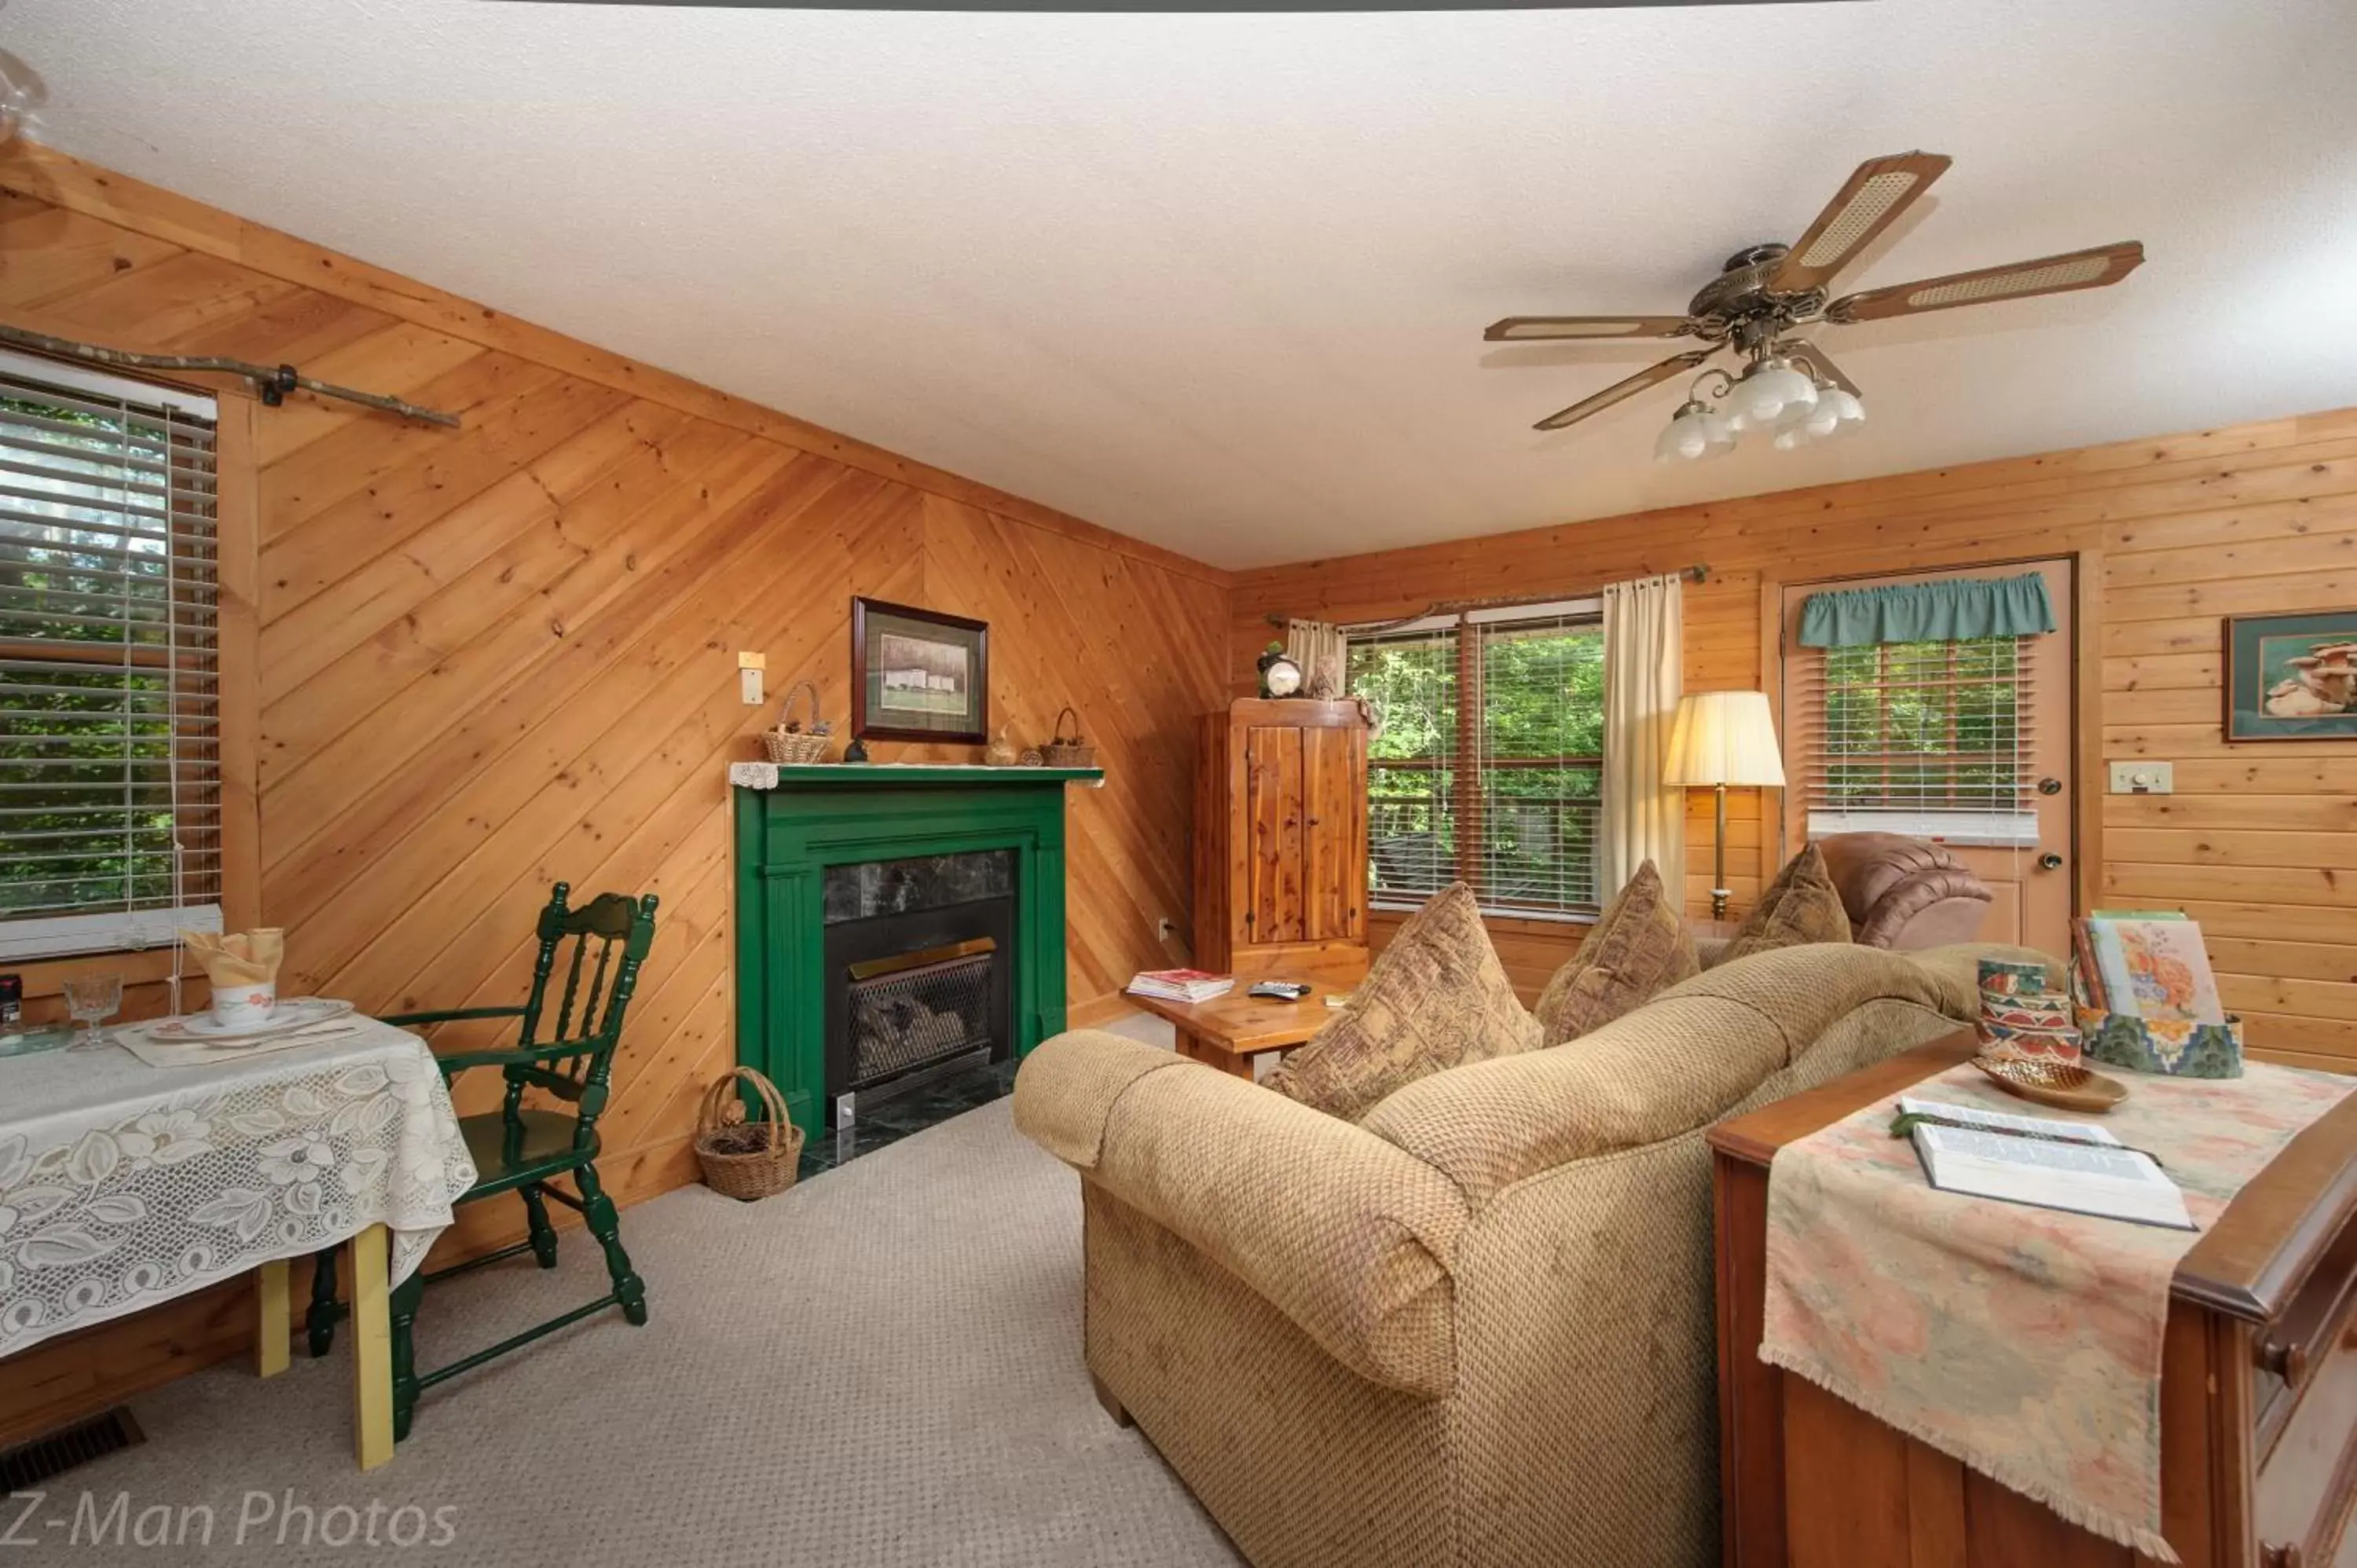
[1797,572,2057,648]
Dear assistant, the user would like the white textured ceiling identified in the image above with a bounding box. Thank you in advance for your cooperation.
[5,0,2356,569]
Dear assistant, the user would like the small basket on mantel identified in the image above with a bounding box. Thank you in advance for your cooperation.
[695,1066,805,1200]
[760,681,834,765]
[1040,705,1095,769]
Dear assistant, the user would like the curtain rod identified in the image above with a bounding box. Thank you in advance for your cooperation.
[1262,563,1710,632]
[0,324,464,428]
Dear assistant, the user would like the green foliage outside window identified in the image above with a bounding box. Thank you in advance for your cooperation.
[1,388,206,923]
[1817,636,2023,811]
[1350,616,1604,915]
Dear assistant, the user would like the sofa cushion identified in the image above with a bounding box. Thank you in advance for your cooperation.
[1721,843,1852,962]
[1266,881,1539,1122]
[1533,860,1699,1046]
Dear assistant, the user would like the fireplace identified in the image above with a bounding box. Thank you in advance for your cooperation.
[821,851,1014,1123]
[731,759,1099,1143]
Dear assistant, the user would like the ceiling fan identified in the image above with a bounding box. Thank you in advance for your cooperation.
[1484,152,2144,461]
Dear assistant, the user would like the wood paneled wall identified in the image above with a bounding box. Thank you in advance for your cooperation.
[1234,405,2357,1077]
[0,145,1230,1442]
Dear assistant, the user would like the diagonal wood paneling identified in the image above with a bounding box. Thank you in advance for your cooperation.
[0,158,1234,1441]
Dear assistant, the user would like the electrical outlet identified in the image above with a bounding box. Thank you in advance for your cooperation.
[739,667,763,705]
[1157,917,1176,940]
[2108,760,2173,794]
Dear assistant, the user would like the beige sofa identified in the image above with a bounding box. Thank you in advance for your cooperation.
[1014,940,2040,1568]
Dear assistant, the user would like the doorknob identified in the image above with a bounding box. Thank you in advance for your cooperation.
[2037,777,2063,796]
[2037,853,2064,871]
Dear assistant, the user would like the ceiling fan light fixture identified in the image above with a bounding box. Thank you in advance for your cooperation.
[1484,152,2142,459]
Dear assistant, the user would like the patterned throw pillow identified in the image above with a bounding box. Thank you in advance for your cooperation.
[1532,860,1699,1046]
[1263,881,1540,1122]
[1720,843,1853,963]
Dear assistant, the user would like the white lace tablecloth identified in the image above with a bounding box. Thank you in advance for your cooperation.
[0,1018,475,1359]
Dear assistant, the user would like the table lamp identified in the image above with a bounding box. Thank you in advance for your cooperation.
[1663,691,1787,922]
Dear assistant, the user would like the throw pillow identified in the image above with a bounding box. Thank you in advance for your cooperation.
[1531,859,1699,1046]
[1263,881,1539,1122]
[1720,842,1853,963]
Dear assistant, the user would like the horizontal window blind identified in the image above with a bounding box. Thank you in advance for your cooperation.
[1349,603,1604,918]
[1472,613,1604,914]
[1351,625,1458,902]
[0,353,225,960]
[1791,635,2039,848]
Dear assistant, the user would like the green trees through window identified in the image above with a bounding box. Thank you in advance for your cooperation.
[1349,611,1604,916]
[0,366,220,952]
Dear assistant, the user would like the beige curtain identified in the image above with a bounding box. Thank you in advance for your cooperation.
[1285,618,1348,700]
[1600,573,1686,902]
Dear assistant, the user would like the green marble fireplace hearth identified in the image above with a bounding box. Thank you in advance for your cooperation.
[731,762,1103,1141]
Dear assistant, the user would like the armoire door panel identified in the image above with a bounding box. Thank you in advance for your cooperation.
[1246,726,1307,943]
[1302,724,1365,941]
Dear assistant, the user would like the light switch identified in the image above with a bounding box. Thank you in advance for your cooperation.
[739,667,764,705]
[2107,760,2173,794]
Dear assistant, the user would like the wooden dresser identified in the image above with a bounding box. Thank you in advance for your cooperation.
[1193,698,1370,981]
[1710,1032,2357,1568]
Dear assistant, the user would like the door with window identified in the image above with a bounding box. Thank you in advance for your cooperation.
[1776,560,2074,954]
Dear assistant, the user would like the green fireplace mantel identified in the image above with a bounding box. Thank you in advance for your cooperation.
[730,762,1102,1141]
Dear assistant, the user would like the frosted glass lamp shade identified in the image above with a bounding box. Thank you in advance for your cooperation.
[1727,363,1816,429]
[1662,691,1786,788]
[1655,405,1735,463]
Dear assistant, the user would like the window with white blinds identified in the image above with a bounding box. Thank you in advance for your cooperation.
[1348,601,1604,917]
[1791,635,2040,847]
[0,352,225,960]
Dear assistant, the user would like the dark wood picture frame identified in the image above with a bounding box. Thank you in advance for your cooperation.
[2222,608,2357,741]
[851,597,990,745]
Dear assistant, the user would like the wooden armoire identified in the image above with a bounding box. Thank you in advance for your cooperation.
[1193,698,1372,980]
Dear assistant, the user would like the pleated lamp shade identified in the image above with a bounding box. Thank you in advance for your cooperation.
[1663,691,1786,789]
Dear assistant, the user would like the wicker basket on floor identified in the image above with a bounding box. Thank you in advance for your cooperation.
[695,1066,805,1200]
[760,681,834,765]
[1040,705,1094,768]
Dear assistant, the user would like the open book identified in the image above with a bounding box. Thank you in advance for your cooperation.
[1896,1097,2194,1231]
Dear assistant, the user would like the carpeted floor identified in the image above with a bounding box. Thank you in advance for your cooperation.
[46,1017,1244,1566]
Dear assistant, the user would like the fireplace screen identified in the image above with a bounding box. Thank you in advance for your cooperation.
[844,937,997,1091]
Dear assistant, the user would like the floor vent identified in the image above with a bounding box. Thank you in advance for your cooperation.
[0,1407,145,1489]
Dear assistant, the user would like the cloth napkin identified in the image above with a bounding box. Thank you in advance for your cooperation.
[181,928,285,988]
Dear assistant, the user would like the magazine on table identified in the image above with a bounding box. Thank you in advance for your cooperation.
[1895,1097,2194,1231]
[1125,969,1234,1003]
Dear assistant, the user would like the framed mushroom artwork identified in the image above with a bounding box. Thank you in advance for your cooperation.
[2223,610,2357,740]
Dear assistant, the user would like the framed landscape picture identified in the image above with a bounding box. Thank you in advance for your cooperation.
[852,598,989,744]
[2223,609,2357,740]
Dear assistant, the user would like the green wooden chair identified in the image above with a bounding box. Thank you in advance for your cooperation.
[306,882,659,1440]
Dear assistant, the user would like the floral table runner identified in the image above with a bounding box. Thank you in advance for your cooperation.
[0,1018,475,1357]
[1761,1058,2354,1561]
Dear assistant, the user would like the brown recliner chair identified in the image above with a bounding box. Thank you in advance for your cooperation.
[1815,832,1994,950]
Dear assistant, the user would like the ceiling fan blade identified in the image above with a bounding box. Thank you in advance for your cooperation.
[1533,349,1714,432]
[1776,339,1860,397]
[1485,315,1694,343]
[1826,241,2145,324]
[1768,151,1952,295]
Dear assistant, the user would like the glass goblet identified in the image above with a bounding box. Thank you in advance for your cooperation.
[62,972,123,1052]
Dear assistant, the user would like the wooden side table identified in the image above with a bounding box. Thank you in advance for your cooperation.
[1708,1031,2357,1568]
[1124,980,1347,1078]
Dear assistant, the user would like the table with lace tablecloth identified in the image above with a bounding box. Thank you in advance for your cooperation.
[0,1017,475,1468]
